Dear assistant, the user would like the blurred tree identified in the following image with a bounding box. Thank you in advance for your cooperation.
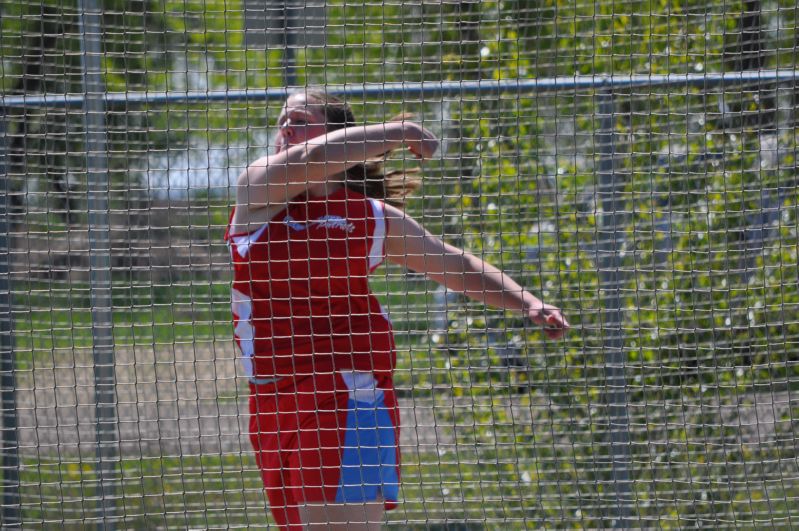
[0,0,172,225]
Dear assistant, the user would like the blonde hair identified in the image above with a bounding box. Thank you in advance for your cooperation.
[302,89,421,207]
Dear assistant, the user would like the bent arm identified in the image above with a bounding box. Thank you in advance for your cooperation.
[383,205,569,338]
[234,122,437,216]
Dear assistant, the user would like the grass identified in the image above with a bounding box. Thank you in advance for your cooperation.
[12,278,233,358]
[5,448,597,528]
[13,454,272,529]
[7,262,799,528]
[11,442,799,529]
[10,265,433,363]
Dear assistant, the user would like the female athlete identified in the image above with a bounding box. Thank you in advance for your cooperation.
[226,90,570,530]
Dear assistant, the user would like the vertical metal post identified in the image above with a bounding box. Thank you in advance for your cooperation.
[596,91,634,528]
[281,2,297,87]
[78,1,118,528]
[0,109,20,527]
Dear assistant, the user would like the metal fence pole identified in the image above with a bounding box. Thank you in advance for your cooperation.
[77,1,118,528]
[0,108,20,527]
[596,91,634,528]
[281,2,297,87]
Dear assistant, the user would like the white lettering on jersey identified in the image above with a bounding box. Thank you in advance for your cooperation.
[311,215,355,233]
[284,214,354,233]
[283,215,306,232]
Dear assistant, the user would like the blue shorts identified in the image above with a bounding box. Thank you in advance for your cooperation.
[248,371,401,528]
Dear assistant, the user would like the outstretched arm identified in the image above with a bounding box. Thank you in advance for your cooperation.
[383,205,569,339]
[234,122,437,218]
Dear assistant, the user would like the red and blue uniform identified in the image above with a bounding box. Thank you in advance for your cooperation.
[225,188,400,528]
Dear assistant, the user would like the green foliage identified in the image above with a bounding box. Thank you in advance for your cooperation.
[3,0,799,526]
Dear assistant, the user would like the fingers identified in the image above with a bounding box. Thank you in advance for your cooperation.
[546,311,570,329]
[531,307,570,339]
[543,315,568,340]
[412,144,439,160]
[404,123,439,160]
[408,137,439,160]
[545,328,567,340]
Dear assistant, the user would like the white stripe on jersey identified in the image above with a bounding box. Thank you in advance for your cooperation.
[368,199,386,270]
[230,288,255,376]
[231,223,268,258]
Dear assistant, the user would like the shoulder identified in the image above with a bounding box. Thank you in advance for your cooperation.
[228,204,286,237]
[330,187,389,223]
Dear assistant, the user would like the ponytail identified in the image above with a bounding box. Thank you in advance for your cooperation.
[302,90,421,207]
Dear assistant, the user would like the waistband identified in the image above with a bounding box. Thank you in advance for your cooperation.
[248,370,392,389]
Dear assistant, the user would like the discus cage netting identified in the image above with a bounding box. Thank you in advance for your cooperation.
[1,1,799,528]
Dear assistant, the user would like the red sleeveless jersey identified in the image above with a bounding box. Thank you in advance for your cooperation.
[225,188,396,377]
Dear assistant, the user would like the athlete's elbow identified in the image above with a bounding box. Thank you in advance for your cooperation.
[236,168,252,188]
[438,265,471,293]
